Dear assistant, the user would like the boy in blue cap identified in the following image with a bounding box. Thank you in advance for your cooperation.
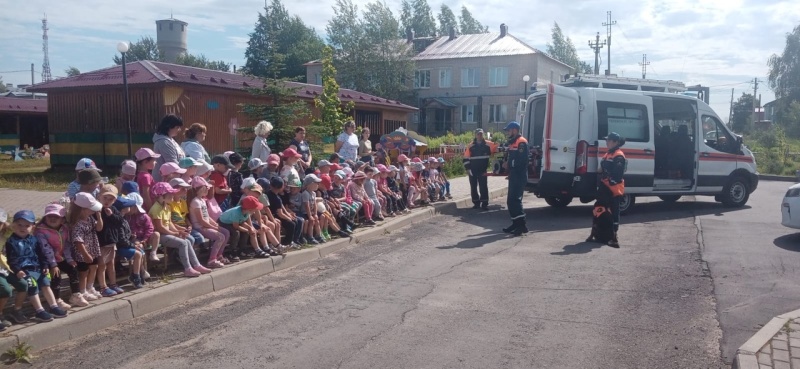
[5,210,68,323]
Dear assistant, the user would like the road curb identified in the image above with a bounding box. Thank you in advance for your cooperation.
[733,308,800,369]
[758,174,796,183]
[0,184,509,354]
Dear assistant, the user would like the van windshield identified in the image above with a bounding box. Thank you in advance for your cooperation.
[526,97,546,147]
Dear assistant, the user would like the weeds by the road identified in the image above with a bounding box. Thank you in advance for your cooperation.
[0,157,73,192]
[2,341,34,364]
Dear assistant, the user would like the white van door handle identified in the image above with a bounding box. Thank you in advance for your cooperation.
[701,152,710,157]
[644,149,653,155]
[549,147,558,151]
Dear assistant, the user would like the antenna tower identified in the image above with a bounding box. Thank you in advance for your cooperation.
[41,15,52,82]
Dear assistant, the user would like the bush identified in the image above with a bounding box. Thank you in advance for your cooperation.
[441,154,466,178]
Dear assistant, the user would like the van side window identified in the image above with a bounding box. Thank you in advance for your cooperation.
[702,115,738,154]
[597,102,649,142]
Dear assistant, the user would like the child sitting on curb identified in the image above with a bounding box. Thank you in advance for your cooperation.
[35,204,78,308]
[300,174,326,244]
[122,182,160,266]
[210,155,235,211]
[348,171,375,226]
[169,178,204,248]
[266,177,304,248]
[0,208,19,330]
[150,183,211,277]
[135,148,160,211]
[69,192,104,302]
[240,179,284,255]
[111,196,146,289]
[218,196,271,259]
[188,177,230,268]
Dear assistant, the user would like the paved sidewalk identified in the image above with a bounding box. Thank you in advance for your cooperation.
[0,188,64,218]
[736,309,800,369]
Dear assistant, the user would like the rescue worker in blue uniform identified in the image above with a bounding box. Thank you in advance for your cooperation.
[501,121,529,236]
[599,132,626,248]
[463,129,494,210]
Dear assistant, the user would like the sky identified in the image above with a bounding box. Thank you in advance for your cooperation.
[1,0,797,121]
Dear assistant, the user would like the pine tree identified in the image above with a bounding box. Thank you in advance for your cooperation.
[437,4,458,36]
[240,13,310,153]
[459,6,488,34]
[311,46,354,144]
[410,0,437,37]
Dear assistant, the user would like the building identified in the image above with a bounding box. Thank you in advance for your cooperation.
[0,97,48,150]
[28,61,416,167]
[156,17,188,63]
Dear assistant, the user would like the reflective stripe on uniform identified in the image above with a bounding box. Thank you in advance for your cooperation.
[469,155,491,159]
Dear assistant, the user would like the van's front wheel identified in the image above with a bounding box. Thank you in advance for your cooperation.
[619,194,635,215]
[721,176,750,208]
[545,196,573,208]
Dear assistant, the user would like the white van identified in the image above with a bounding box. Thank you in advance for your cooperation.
[522,83,758,213]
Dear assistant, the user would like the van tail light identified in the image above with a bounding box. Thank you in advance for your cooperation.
[575,140,588,175]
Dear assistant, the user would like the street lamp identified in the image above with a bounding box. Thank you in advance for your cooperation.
[522,75,530,98]
[117,41,133,158]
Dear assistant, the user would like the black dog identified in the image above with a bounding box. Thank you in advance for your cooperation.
[586,186,615,244]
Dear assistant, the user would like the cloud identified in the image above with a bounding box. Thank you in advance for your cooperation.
[227,36,250,50]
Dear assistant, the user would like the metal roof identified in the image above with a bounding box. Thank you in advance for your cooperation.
[28,61,417,111]
[0,97,47,114]
[412,32,536,60]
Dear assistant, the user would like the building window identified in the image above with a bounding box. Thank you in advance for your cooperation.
[489,67,509,87]
[169,22,173,30]
[461,68,479,87]
[461,105,478,123]
[439,68,451,88]
[489,104,507,122]
[414,70,431,89]
[314,73,322,85]
[597,101,649,142]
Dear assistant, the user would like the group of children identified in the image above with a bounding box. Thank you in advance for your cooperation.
[0,146,453,327]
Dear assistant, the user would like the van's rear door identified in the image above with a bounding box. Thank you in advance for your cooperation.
[543,84,581,175]
[594,90,655,193]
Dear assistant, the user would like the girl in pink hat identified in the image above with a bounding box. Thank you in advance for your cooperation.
[347,171,375,226]
[135,147,161,212]
[149,182,211,277]
[35,203,79,308]
[188,177,230,268]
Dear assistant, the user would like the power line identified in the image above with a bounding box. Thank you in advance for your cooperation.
[588,32,606,75]
[602,11,616,75]
[0,70,33,74]
[638,54,650,79]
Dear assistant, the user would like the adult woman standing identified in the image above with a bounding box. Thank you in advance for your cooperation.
[598,132,626,248]
[358,127,375,165]
[152,114,186,182]
[252,121,273,162]
[181,123,211,163]
[289,126,313,174]
[334,121,359,162]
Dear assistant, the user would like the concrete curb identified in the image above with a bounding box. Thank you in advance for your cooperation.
[733,308,800,369]
[0,184,509,354]
[758,174,796,183]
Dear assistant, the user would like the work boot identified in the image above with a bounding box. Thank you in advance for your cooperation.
[472,204,481,209]
[502,221,518,233]
[608,233,620,248]
[512,220,529,236]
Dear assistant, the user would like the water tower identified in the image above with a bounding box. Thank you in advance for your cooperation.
[156,17,188,63]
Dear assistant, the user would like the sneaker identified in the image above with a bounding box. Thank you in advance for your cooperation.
[374,216,385,221]
[49,306,67,319]
[149,250,160,262]
[138,273,148,286]
[364,220,376,226]
[100,287,117,297]
[306,238,319,245]
[56,298,71,310]
[142,270,151,279]
[194,265,212,274]
[183,268,201,278]
[128,274,144,289]
[315,236,326,244]
[110,285,125,294]
[0,322,6,332]
[82,291,99,301]
[207,260,224,268]
[87,288,102,299]
[7,309,28,324]
[34,310,53,323]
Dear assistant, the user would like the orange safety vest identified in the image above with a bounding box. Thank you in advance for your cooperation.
[600,149,626,197]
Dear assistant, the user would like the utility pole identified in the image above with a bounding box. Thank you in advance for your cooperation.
[602,11,616,76]
[638,54,650,79]
[752,78,760,126]
[728,88,734,127]
[588,32,605,75]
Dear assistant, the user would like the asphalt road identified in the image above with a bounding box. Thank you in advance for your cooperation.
[31,195,726,369]
[699,179,800,363]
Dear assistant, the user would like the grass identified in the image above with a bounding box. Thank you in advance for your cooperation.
[2,341,33,364]
[744,128,800,176]
[0,156,73,192]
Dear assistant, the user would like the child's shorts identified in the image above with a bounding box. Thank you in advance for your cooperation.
[0,274,26,298]
[76,257,99,272]
[100,245,117,264]
[9,271,50,296]
[117,247,140,260]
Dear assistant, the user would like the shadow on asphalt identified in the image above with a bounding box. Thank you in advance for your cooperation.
[550,241,607,255]
[440,199,752,235]
[436,230,510,250]
[773,233,800,252]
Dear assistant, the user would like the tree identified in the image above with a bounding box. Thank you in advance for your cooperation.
[768,25,800,102]
[311,46,354,141]
[174,54,232,71]
[112,36,162,64]
[399,0,436,37]
[730,93,755,134]
[437,4,458,36]
[545,22,590,74]
[244,0,325,81]
[64,66,81,77]
[459,6,488,34]
[241,3,310,151]
[327,0,369,91]
[0,77,6,93]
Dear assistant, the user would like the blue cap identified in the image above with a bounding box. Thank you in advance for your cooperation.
[113,196,137,211]
[256,177,271,191]
[270,176,284,188]
[122,181,139,194]
[504,121,521,131]
[13,210,35,223]
[606,132,621,141]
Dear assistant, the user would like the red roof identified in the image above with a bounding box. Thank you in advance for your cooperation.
[0,97,47,114]
[28,61,417,111]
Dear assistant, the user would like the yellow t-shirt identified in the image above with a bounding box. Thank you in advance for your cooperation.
[149,202,172,229]
[168,200,190,227]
